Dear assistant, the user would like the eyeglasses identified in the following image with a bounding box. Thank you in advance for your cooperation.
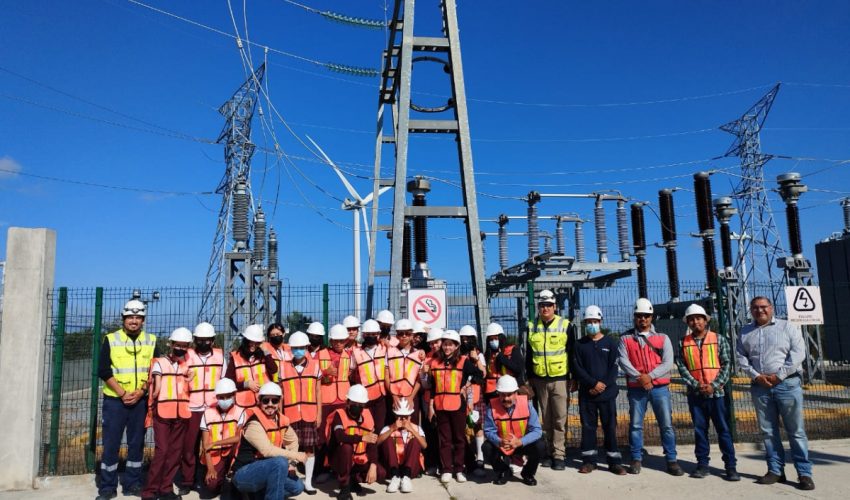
[260,397,281,405]
[397,331,413,337]
[750,305,771,310]
[216,394,235,400]
[634,314,652,319]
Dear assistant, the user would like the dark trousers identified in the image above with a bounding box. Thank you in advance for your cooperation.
[687,393,737,468]
[579,397,621,465]
[201,456,229,497]
[367,396,388,434]
[178,411,204,487]
[143,414,188,497]
[332,443,386,487]
[482,439,545,478]
[99,396,147,495]
[380,437,423,477]
[435,409,467,474]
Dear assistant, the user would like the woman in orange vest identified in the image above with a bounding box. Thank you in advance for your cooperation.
[483,323,525,399]
[263,322,289,380]
[225,324,278,410]
[280,331,323,494]
[352,319,389,431]
[199,378,245,497]
[458,325,488,476]
[142,328,194,500]
[419,327,443,475]
[426,330,483,484]
[385,319,424,424]
[377,398,427,494]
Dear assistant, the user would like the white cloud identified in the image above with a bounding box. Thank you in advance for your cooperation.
[0,156,22,180]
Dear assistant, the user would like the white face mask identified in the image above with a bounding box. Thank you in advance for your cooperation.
[218,398,235,411]
[488,339,500,351]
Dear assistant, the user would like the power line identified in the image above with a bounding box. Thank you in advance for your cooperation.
[0,166,214,195]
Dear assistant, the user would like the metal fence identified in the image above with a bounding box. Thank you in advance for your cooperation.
[38,281,850,476]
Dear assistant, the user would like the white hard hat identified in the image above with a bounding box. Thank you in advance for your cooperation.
[215,378,237,396]
[193,322,216,338]
[288,331,309,348]
[169,327,193,343]
[442,330,461,344]
[393,398,415,416]
[376,309,395,325]
[496,375,519,393]
[306,322,326,336]
[412,320,427,334]
[242,324,265,342]
[258,382,282,398]
[122,299,146,317]
[583,305,603,321]
[538,289,556,305]
[634,298,654,315]
[427,327,444,343]
[347,384,369,404]
[684,304,710,322]
[343,315,361,329]
[485,323,504,337]
[361,319,381,334]
[459,325,477,337]
[395,318,413,332]
[329,324,349,340]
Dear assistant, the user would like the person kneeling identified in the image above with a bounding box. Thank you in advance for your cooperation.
[378,398,427,494]
[230,383,306,499]
[482,375,544,486]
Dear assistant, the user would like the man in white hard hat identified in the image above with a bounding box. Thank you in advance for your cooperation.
[142,327,195,500]
[199,378,245,497]
[343,315,361,351]
[305,321,326,359]
[316,324,355,483]
[411,320,428,352]
[525,289,574,471]
[353,319,390,431]
[377,398,427,494]
[225,324,278,410]
[231,382,306,498]
[97,299,159,500]
[386,319,424,424]
[482,375,544,486]
[176,321,226,495]
[326,385,386,500]
[376,309,395,339]
[674,304,738,481]
[737,296,813,490]
[618,298,681,476]
[573,305,625,475]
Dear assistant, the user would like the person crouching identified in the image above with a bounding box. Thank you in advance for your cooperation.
[378,398,427,494]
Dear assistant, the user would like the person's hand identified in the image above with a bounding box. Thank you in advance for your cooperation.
[754,375,773,388]
[418,351,426,361]
[700,384,715,396]
[362,432,378,444]
[206,465,217,483]
[185,370,195,382]
[124,390,143,405]
[593,381,606,393]
[324,365,338,378]
[500,435,513,450]
[404,419,418,433]
[365,463,377,484]
[638,374,652,390]
[509,436,523,449]
[422,363,431,375]
[247,380,261,392]
[767,374,781,386]
[295,451,307,463]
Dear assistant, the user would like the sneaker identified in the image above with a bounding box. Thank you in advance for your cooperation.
[304,484,318,495]
[440,473,452,484]
[509,463,523,475]
[756,471,786,485]
[176,485,192,496]
[159,493,181,500]
[540,457,552,468]
[551,458,566,471]
[667,461,684,476]
[609,464,628,476]
[123,485,143,497]
[350,482,364,495]
[338,486,353,500]
[724,468,741,482]
[400,476,413,493]
[690,465,710,479]
[96,492,118,500]
[387,476,401,493]
[797,476,815,491]
[629,460,642,475]
[492,472,510,486]
[426,466,439,477]
[455,472,467,483]
[578,463,596,474]
[520,475,537,486]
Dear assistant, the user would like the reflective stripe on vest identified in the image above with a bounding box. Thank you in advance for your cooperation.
[103,330,157,398]
[527,316,569,378]
[387,348,422,397]
[681,331,721,385]
[261,342,289,383]
[153,357,191,419]
[429,355,467,411]
[186,348,225,408]
[319,349,352,404]
[232,351,269,409]
[248,407,290,458]
[491,395,530,456]
[624,333,671,387]
[353,346,387,399]
[328,408,374,465]
[201,405,245,465]
[280,354,320,423]
[485,345,515,394]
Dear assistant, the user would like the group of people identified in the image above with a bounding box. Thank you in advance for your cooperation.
[95,291,815,500]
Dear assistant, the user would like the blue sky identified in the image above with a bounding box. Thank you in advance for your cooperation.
[1,0,849,288]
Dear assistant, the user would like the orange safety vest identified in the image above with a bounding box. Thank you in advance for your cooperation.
[231,351,271,408]
[326,408,374,465]
[387,347,422,397]
[389,429,424,467]
[151,356,191,419]
[186,348,225,409]
[485,345,516,394]
[201,405,245,465]
[353,346,387,399]
[248,407,291,458]
[319,349,352,404]
[261,342,289,382]
[429,355,468,412]
[681,331,722,385]
[280,354,320,423]
[490,395,530,456]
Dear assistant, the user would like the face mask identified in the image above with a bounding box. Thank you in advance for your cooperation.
[269,336,284,347]
[585,323,601,336]
[172,348,187,358]
[309,336,323,347]
[488,340,500,351]
[218,398,234,411]
[195,342,212,354]
[291,348,306,359]
[347,405,363,419]
[362,336,378,347]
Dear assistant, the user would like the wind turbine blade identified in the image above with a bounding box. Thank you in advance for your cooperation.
[361,185,392,206]
[306,135,362,202]
[360,206,371,249]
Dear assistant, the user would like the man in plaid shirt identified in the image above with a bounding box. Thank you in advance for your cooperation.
[675,304,739,481]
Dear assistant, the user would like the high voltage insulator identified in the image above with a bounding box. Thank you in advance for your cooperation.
[594,197,608,263]
[616,200,630,261]
[575,221,586,263]
[777,173,807,258]
[630,203,648,299]
[323,62,380,77]
[268,228,278,276]
[498,214,509,271]
[253,207,266,265]
[402,221,412,279]
[232,177,249,251]
[543,232,552,253]
[659,189,680,302]
[409,179,429,265]
[480,232,487,270]
[714,197,737,271]
[527,191,541,259]
[318,10,387,29]
[694,172,715,233]
[843,198,850,235]
[555,217,565,254]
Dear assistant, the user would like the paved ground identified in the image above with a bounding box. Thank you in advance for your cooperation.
[4,439,848,499]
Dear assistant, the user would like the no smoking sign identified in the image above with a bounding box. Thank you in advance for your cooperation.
[408,289,447,328]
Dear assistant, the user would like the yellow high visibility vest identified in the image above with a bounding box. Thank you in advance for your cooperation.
[528,315,569,378]
[103,329,157,397]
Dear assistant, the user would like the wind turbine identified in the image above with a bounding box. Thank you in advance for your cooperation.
[307,136,390,319]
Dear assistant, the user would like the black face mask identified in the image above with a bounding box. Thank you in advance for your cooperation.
[362,336,378,347]
[347,405,363,419]
[195,342,212,354]
[309,336,323,347]
[172,348,187,358]
[269,336,284,347]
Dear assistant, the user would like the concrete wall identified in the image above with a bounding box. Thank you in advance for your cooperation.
[0,228,56,490]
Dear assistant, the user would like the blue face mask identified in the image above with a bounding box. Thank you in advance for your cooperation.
[488,340,500,351]
[218,398,235,411]
[291,348,306,359]
[585,323,601,336]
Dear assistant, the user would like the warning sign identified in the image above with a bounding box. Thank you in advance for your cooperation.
[408,289,447,328]
[785,286,824,325]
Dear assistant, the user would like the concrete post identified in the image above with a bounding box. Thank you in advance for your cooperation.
[0,228,56,490]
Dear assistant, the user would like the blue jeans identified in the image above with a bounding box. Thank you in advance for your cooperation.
[627,385,677,462]
[233,457,305,499]
[751,375,812,477]
[99,396,147,495]
[687,393,736,468]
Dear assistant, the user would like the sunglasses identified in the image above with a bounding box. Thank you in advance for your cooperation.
[634,314,652,319]
[538,303,555,308]
[260,397,281,405]
[396,331,413,337]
